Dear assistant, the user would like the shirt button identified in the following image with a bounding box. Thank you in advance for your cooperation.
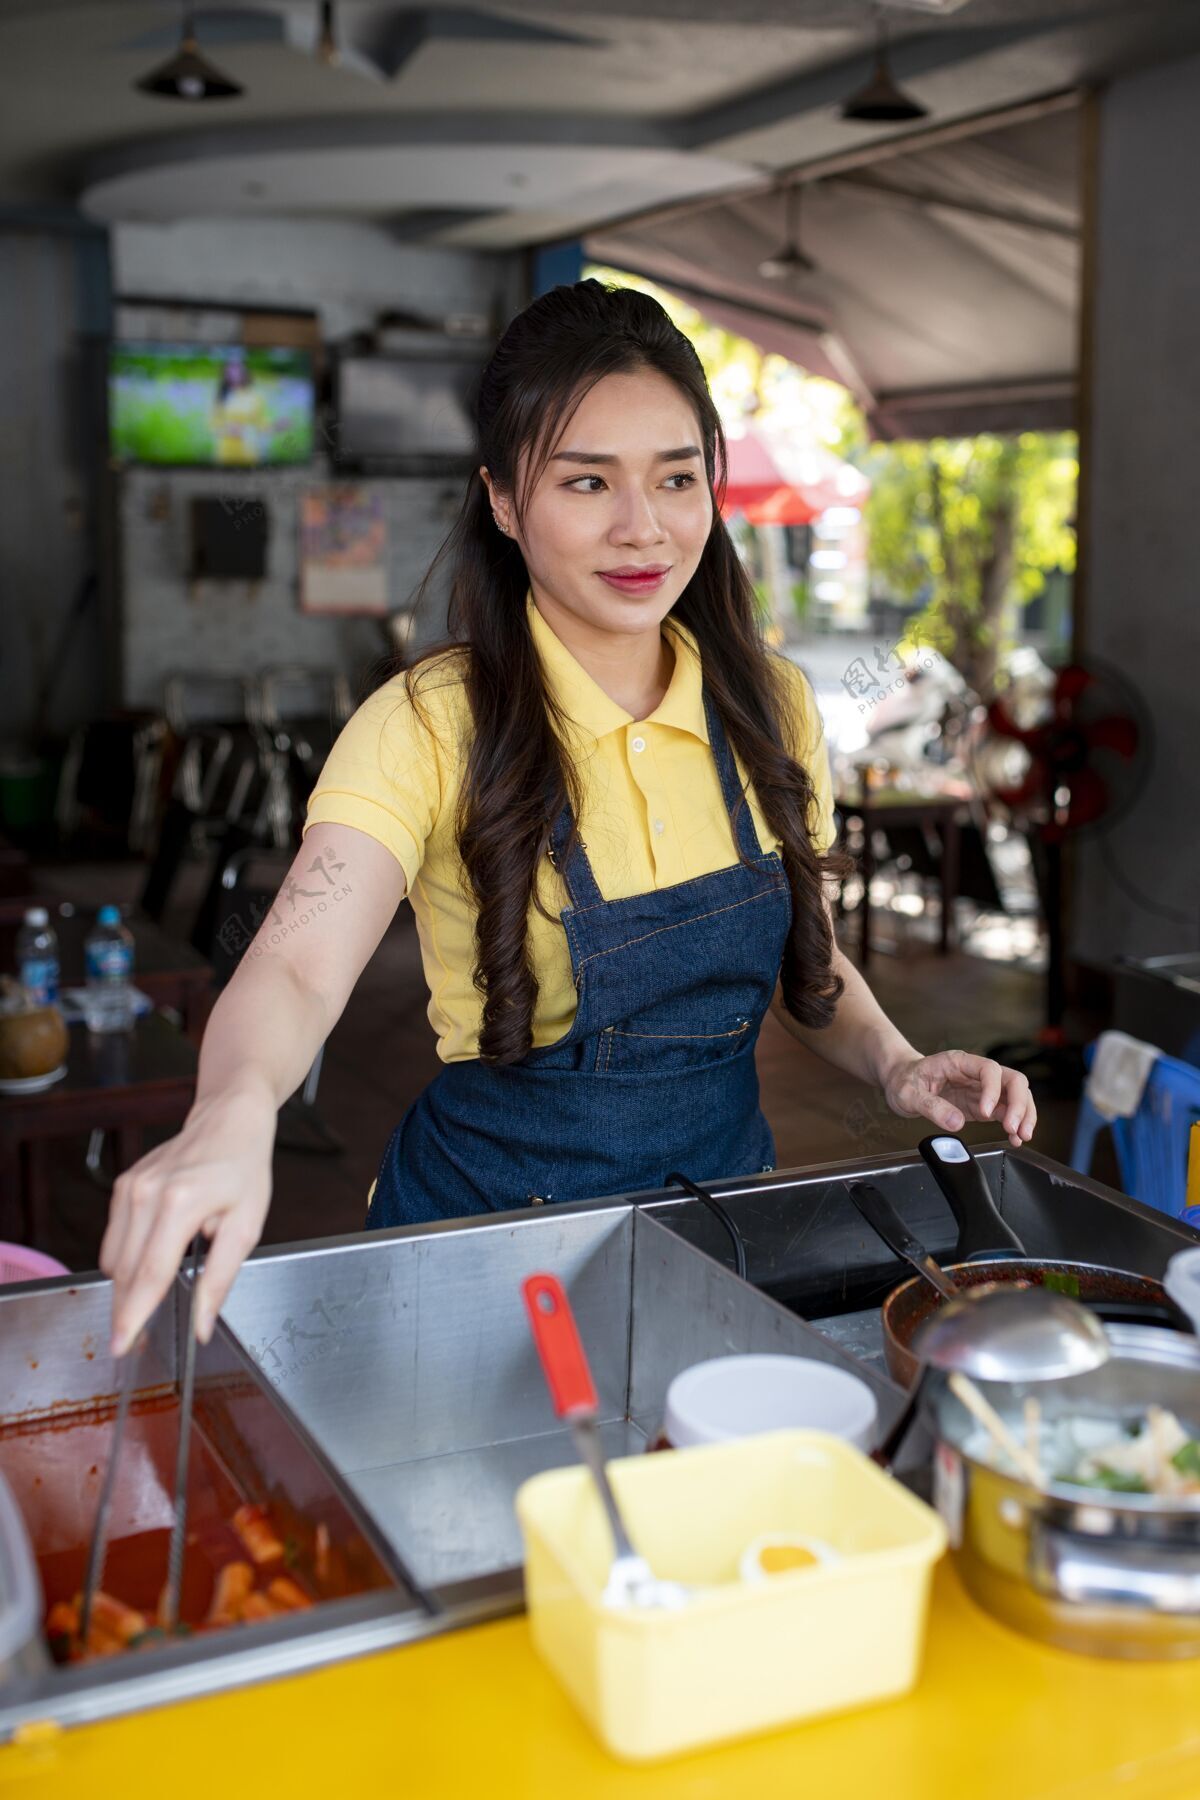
[653,818,665,835]
[631,736,646,753]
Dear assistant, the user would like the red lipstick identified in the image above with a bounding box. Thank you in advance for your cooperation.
[597,564,671,595]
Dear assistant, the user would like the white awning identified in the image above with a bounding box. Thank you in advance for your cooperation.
[587,101,1081,439]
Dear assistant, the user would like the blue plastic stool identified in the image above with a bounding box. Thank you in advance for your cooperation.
[1070,1041,1200,1221]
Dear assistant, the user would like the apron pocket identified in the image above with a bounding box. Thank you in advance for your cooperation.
[603,1010,755,1073]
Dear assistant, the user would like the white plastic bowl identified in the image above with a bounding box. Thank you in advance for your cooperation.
[663,1353,879,1451]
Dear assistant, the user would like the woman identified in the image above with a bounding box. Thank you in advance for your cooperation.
[212,358,268,466]
[102,280,1035,1355]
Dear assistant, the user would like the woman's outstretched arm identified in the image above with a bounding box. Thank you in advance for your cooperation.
[101,824,407,1354]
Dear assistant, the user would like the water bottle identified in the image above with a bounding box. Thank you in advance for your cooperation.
[15,907,60,1008]
[83,905,136,1033]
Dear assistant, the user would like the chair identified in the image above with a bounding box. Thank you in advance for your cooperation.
[1070,1041,1200,1226]
[140,674,274,924]
[251,666,353,848]
[165,673,269,841]
[54,717,151,850]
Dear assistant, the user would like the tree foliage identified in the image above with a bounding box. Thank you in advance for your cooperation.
[850,431,1078,693]
[585,263,850,449]
[584,264,1077,694]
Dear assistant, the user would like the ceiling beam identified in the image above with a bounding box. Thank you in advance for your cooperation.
[582,89,1082,245]
[386,206,499,243]
[677,14,1083,150]
[351,7,597,82]
[879,375,1076,408]
[830,169,1079,237]
[80,108,680,193]
[771,86,1082,183]
[871,375,1077,437]
[584,255,876,399]
[598,261,830,339]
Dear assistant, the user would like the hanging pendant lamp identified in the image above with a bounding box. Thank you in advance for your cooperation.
[135,11,243,100]
[758,184,816,281]
[316,0,340,66]
[840,20,928,123]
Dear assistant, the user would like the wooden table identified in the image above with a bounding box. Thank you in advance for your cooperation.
[836,785,970,970]
[0,900,214,1036]
[0,1011,197,1249]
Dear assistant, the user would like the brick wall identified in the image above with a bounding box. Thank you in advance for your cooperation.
[118,468,462,708]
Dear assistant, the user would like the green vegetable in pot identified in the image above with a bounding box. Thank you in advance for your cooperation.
[1080,1465,1150,1494]
[1171,1439,1200,1477]
[1041,1270,1082,1297]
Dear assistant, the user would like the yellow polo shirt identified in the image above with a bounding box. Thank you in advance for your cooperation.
[305,597,836,1062]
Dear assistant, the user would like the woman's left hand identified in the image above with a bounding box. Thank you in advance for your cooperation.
[882,1049,1036,1147]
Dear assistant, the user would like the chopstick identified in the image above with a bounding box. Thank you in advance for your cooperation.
[1023,1396,1043,1483]
[948,1373,1046,1489]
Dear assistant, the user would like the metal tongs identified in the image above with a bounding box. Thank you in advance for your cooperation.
[80,1235,205,1647]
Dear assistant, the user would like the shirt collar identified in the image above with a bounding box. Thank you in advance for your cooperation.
[654,616,710,744]
[526,593,709,747]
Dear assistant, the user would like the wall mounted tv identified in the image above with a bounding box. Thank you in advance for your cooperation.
[333,347,483,470]
[109,343,315,467]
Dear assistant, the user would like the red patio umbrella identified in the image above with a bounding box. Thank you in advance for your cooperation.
[718,422,869,525]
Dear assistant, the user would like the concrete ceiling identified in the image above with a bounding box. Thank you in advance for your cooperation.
[0,0,1198,249]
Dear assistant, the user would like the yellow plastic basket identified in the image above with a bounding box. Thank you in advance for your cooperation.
[516,1429,947,1762]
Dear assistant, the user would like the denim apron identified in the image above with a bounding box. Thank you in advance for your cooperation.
[368,691,792,1226]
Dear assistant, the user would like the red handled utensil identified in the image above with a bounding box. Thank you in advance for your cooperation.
[522,1273,689,1611]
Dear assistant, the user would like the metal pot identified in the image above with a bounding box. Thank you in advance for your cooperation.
[884,1258,1177,1388]
[0,1471,46,1687]
[843,1175,1184,1391]
[929,1325,1200,1659]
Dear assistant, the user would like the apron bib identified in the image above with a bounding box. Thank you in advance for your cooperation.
[368,690,791,1225]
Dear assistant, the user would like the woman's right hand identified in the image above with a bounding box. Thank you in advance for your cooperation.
[99,1080,277,1356]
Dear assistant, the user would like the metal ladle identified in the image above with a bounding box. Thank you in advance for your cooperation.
[848,1179,1111,1465]
[844,1177,1112,1380]
[875,1284,1111,1469]
[911,1284,1112,1384]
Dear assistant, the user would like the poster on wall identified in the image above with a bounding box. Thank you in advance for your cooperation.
[299,485,389,615]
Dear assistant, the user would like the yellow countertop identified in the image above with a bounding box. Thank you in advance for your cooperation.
[4,1562,1200,1800]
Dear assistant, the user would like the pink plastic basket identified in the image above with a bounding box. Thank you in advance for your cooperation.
[0,1243,68,1285]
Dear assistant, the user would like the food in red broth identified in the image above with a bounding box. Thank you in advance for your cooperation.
[0,1394,317,1664]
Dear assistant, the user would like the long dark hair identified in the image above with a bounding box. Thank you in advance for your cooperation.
[398,278,843,1064]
